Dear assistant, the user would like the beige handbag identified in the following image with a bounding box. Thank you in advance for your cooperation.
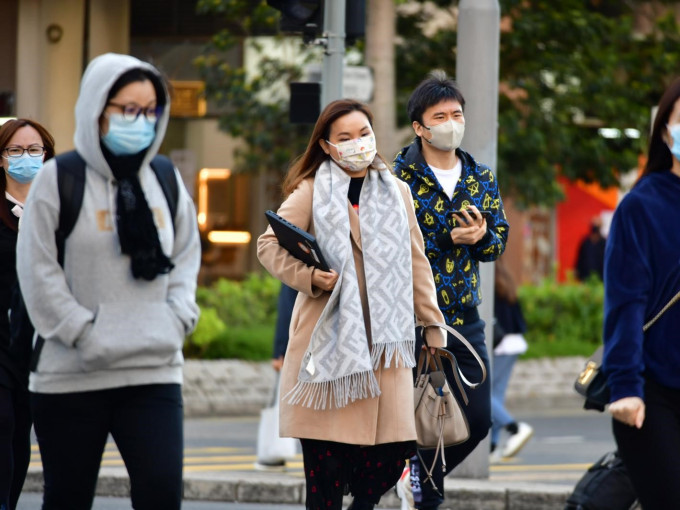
[413,322,487,492]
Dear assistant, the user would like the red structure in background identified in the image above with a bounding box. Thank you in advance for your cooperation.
[555,177,619,282]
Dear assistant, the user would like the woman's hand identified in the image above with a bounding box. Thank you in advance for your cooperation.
[609,396,645,429]
[271,355,284,372]
[451,205,487,245]
[312,268,339,292]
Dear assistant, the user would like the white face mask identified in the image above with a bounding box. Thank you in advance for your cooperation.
[326,135,377,172]
[423,119,465,152]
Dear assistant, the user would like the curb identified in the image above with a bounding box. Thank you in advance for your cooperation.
[181,357,589,418]
[23,469,573,509]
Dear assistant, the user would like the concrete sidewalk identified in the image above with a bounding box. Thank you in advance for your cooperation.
[22,467,573,509]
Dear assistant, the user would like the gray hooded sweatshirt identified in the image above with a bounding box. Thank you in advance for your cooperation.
[16,53,201,393]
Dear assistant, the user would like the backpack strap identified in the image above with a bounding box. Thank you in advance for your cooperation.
[55,151,86,267]
[150,154,179,233]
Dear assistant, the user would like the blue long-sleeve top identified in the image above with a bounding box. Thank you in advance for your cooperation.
[603,170,680,401]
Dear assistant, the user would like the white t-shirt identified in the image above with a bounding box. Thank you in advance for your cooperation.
[430,159,462,200]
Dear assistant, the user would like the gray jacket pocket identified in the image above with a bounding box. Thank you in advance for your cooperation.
[77,301,184,372]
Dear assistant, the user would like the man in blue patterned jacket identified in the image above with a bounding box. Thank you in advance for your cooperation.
[394,70,510,510]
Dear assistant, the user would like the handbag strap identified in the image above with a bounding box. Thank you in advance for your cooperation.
[423,322,487,388]
[643,289,680,332]
[416,347,471,405]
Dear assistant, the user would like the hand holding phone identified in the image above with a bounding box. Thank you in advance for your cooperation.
[452,208,491,223]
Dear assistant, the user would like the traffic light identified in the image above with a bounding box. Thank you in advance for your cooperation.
[345,0,365,45]
[267,1,365,45]
[267,0,323,42]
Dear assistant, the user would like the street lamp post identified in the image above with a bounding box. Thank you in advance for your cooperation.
[321,0,346,107]
[454,0,500,479]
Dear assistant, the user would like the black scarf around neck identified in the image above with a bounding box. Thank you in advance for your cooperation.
[102,144,174,280]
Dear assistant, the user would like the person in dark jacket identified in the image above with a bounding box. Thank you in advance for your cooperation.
[575,216,605,281]
[603,77,680,510]
[490,256,532,462]
[0,118,55,510]
[394,70,509,510]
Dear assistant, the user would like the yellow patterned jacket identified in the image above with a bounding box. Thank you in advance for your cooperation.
[394,140,509,325]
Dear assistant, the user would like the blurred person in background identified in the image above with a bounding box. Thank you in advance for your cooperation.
[0,118,54,510]
[575,216,605,281]
[489,255,532,463]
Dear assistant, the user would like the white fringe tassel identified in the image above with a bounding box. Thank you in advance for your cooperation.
[371,339,416,370]
[284,370,381,410]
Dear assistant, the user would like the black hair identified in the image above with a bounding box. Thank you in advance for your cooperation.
[643,77,680,176]
[106,67,167,108]
[407,70,466,126]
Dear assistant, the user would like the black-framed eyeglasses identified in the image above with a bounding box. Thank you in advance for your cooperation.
[107,102,163,123]
[3,146,45,158]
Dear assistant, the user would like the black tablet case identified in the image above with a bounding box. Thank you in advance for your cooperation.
[265,210,330,271]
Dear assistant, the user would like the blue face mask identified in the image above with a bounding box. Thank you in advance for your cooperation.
[5,154,43,184]
[101,113,156,156]
[669,124,680,161]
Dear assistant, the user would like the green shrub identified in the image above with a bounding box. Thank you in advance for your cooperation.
[186,273,605,361]
[185,273,281,360]
[519,275,604,359]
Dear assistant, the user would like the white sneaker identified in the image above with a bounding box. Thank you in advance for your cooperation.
[489,448,503,464]
[502,422,534,458]
[395,466,415,510]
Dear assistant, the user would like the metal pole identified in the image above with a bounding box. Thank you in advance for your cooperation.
[454,0,500,479]
[321,0,346,107]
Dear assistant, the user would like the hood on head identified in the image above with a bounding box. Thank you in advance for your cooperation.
[74,53,170,177]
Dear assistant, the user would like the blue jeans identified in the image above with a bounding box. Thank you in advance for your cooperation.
[490,354,518,447]
[413,319,491,510]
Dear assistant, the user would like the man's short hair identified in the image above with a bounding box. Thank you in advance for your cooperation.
[407,70,466,126]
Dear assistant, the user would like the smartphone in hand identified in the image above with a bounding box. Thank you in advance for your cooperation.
[452,209,492,222]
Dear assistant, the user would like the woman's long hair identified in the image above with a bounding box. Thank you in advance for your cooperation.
[495,256,518,303]
[282,99,387,196]
[0,118,55,231]
[643,77,680,177]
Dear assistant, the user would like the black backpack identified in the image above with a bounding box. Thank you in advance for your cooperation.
[564,450,638,510]
[8,151,178,386]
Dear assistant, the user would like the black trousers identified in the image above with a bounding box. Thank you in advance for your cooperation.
[613,378,680,510]
[0,384,31,510]
[301,438,416,510]
[414,319,491,510]
[31,383,183,510]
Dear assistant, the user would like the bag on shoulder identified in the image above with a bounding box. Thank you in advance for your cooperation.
[564,450,638,510]
[575,288,680,412]
[574,346,610,412]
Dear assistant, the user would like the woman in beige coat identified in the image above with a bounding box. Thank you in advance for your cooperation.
[258,99,446,510]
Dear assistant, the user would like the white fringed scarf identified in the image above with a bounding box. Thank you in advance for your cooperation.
[285,159,416,410]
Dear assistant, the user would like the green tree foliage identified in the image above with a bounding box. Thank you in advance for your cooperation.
[518,275,604,358]
[197,1,680,208]
[194,0,312,175]
[396,0,680,207]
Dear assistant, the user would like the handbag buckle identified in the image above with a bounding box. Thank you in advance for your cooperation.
[577,361,598,386]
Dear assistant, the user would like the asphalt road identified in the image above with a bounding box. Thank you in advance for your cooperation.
[18,404,615,509]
